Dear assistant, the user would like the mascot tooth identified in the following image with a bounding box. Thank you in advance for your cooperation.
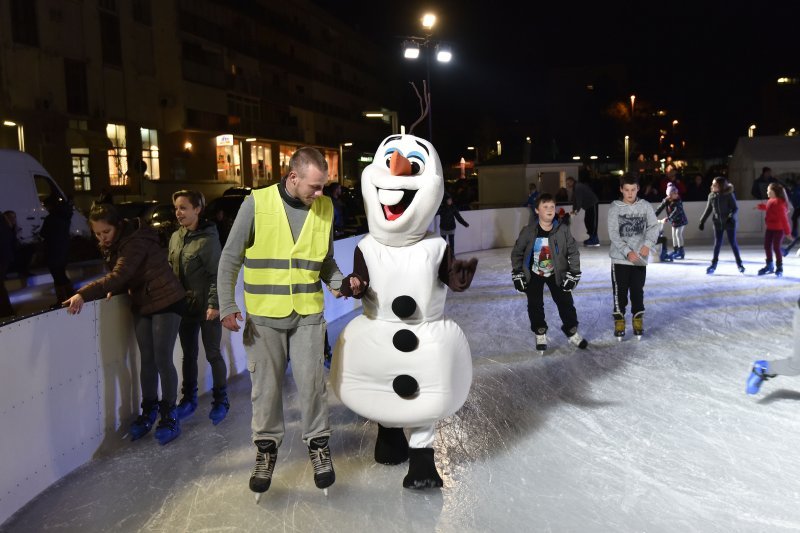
[331,133,478,489]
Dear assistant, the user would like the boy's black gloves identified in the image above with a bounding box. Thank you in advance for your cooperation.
[512,271,527,292]
[561,272,580,292]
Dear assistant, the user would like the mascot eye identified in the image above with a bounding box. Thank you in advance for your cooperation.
[408,156,425,175]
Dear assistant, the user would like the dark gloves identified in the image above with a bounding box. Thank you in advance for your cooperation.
[561,272,580,292]
[512,271,527,292]
[464,222,470,228]
[699,222,705,231]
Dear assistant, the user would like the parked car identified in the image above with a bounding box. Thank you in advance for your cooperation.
[113,200,178,246]
[206,188,251,246]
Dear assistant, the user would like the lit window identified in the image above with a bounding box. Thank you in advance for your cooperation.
[140,127,160,180]
[106,123,128,186]
[71,148,91,191]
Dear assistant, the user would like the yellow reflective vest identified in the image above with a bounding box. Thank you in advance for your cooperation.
[243,185,333,317]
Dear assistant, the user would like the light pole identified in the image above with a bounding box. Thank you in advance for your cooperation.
[748,124,756,138]
[624,136,630,174]
[338,142,352,184]
[402,13,452,142]
[630,94,636,117]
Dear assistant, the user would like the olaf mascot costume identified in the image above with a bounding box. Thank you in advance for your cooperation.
[332,133,478,489]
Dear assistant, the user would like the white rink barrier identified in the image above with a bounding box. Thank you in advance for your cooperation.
[0,203,769,523]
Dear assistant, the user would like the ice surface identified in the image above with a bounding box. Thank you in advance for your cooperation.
[3,244,800,532]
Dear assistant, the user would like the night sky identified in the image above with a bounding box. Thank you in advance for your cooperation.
[313,1,798,166]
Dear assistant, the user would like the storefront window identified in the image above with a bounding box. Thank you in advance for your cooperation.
[216,134,242,183]
[250,143,273,187]
[278,144,297,178]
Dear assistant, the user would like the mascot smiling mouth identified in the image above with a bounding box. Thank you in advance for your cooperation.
[379,188,417,221]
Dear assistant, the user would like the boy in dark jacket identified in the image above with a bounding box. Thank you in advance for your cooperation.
[511,193,588,353]
[437,194,469,258]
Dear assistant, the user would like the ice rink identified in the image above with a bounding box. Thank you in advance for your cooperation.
[3,243,800,532]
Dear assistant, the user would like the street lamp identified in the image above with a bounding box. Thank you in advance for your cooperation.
[624,136,630,174]
[748,124,756,138]
[401,12,453,142]
[630,94,636,117]
[363,111,399,135]
[467,146,479,164]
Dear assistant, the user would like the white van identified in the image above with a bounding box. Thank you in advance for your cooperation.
[0,149,90,244]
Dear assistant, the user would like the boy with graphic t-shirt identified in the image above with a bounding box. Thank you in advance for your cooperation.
[511,194,588,353]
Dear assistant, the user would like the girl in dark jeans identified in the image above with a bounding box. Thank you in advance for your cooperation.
[698,176,744,275]
[64,204,186,445]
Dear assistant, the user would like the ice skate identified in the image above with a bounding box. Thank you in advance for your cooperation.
[583,235,600,247]
[674,246,685,260]
[737,263,745,274]
[154,404,181,445]
[632,311,644,339]
[775,263,783,277]
[250,439,277,503]
[613,313,625,341]
[308,436,335,495]
[129,401,158,441]
[706,262,717,275]
[659,244,673,262]
[535,329,547,354]
[746,360,775,395]
[208,386,230,425]
[758,261,774,276]
[403,447,443,490]
[176,387,198,420]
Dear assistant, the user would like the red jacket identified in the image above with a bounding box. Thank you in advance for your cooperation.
[757,198,791,234]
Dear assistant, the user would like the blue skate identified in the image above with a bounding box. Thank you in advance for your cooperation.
[129,401,159,441]
[209,387,230,425]
[154,405,181,445]
[746,360,774,395]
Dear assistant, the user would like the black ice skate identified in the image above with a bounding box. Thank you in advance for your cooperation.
[250,439,277,503]
[632,311,644,339]
[375,424,409,465]
[403,447,444,490]
[613,313,625,341]
[308,436,335,495]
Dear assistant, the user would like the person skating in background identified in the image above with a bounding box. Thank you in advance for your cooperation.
[0,213,14,318]
[523,182,539,225]
[566,176,600,246]
[755,182,791,277]
[168,190,229,425]
[607,174,659,340]
[698,176,745,275]
[746,296,800,394]
[64,204,186,445]
[40,195,75,308]
[437,194,469,259]
[511,193,587,353]
[781,180,800,256]
[655,182,689,261]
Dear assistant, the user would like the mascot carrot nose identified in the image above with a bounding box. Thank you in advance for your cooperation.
[389,151,412,176]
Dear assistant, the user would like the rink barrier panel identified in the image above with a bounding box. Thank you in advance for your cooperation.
[0,204,767,524]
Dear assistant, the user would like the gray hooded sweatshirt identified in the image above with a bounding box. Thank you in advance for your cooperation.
[607,198,660,265]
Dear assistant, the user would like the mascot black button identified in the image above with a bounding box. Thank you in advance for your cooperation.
[393,329,418,352]
[392,375,419,398]
[391,295,417,318]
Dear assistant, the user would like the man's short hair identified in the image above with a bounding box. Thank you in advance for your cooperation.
[289,147,328,175]
[620,173,639,187]
[763,166,772,174]
[566,176,576,184]
[535,193,555,208]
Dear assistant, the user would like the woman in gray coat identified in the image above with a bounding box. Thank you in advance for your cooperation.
[698,176,744,275]
[169,190,229,425]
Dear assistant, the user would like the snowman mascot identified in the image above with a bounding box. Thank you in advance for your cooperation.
[331,133,477,489]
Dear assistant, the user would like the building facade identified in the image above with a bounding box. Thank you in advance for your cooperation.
[0,0,394,210]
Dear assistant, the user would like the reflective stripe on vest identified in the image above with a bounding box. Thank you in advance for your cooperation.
[243,185,332,317]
